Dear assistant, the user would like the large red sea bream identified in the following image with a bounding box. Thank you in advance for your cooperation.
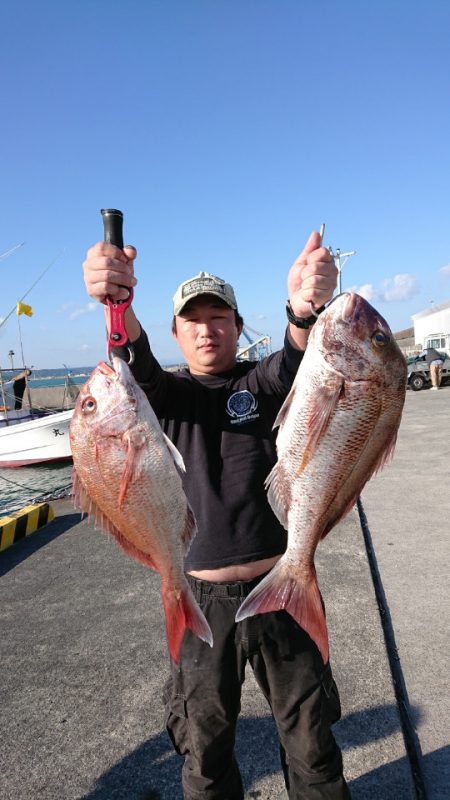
[70,357,213,664]
[236,292,407,664]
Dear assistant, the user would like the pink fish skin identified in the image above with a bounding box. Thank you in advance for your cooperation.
[235,292,407,663]
[69,357,213,664]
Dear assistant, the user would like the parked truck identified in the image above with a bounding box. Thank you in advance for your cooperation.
[407,333,450,390]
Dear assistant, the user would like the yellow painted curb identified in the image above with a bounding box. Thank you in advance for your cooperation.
[0,503,55,553]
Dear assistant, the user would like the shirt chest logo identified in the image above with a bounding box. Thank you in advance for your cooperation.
[226,390,259,425]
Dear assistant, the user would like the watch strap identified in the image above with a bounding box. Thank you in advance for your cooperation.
[286,300,326,329]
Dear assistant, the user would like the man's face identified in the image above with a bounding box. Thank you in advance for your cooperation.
[173,295,242,375]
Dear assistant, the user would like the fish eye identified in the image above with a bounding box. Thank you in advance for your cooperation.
[372,330,389,347]
[81,396,97,414]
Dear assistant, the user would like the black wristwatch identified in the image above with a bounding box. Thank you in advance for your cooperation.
[286,300,326,329]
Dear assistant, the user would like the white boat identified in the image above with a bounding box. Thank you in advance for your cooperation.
[0,407,58,428]
[0,408,73,468]
[0,267,79,467]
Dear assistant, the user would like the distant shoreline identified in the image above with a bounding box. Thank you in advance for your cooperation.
[1,364,187,390]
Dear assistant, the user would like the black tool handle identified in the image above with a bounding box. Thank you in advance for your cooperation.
[101,208,124,249]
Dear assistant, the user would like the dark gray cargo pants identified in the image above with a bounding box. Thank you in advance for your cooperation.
[163,573,351,800]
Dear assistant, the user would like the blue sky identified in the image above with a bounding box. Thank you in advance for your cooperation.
[1,0,449,368]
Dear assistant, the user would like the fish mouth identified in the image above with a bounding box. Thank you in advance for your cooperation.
[111,355,136,391]
[97,358,134,393]
[323,291,359,323]
[341,292,359,322]
[323,291,354,316]
[98,361,117,378]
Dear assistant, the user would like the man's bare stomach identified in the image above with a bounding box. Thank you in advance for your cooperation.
[187,554,281,582]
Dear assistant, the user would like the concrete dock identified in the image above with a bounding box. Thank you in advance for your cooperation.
[0,386,448,799]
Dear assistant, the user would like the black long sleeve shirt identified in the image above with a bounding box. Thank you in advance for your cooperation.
[116,329,303,570]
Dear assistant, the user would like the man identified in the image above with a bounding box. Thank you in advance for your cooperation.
[417,347,444,390]
[13,369,32,409]
[82,231,351,799]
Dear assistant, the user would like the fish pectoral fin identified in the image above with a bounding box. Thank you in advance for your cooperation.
[298,374,345,474]
[235,561,329,664]
[118,428,148,509]
[162,432,186,476]
[265,461,291,529]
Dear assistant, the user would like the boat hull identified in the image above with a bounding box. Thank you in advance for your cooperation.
[0,409,73,468]
[0,409,53,428]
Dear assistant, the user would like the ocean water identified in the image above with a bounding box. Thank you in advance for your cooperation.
[2,364,181,389]
[29,375,89,389]
[0,461,73,515]
[0,363,185,516]
[1,366,94,390]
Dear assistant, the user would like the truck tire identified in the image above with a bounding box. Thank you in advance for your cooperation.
[410,374,425,391]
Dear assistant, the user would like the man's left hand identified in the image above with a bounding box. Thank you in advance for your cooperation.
[287,231,338,318]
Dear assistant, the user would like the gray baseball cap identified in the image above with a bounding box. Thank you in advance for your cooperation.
[173,271,238,316]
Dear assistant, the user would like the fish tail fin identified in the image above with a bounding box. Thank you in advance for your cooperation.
[235,561,329,663]
[162,581,213,664]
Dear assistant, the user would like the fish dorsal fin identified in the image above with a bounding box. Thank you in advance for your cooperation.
[297,373,345,475]
[72,467,92,516]
[265,460,291,530]
[163,432,186,476]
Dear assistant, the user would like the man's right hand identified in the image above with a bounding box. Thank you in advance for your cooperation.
[83,242,138,304]
[83,242,141,343]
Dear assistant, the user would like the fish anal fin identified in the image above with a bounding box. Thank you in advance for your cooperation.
[273,385,296,431]
[162,581,213,664]
[265,461,291,529]
[163,432,186,476]
[99,509,158,571]
[297,376,344,476]
[181,503,198,555]
[371,427,399,476]
[235,562,329,664]
[321,497,359,539]
[321,410,401,539]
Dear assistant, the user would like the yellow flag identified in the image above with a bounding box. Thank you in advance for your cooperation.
[16,301,33,317]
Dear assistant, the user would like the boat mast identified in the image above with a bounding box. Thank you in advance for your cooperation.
[0,250,64,332]
[0,243,25,262]
[16,314,34,417]
[0,368,9,419]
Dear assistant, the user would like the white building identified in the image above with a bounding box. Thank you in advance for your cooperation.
[411,299,450,351]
